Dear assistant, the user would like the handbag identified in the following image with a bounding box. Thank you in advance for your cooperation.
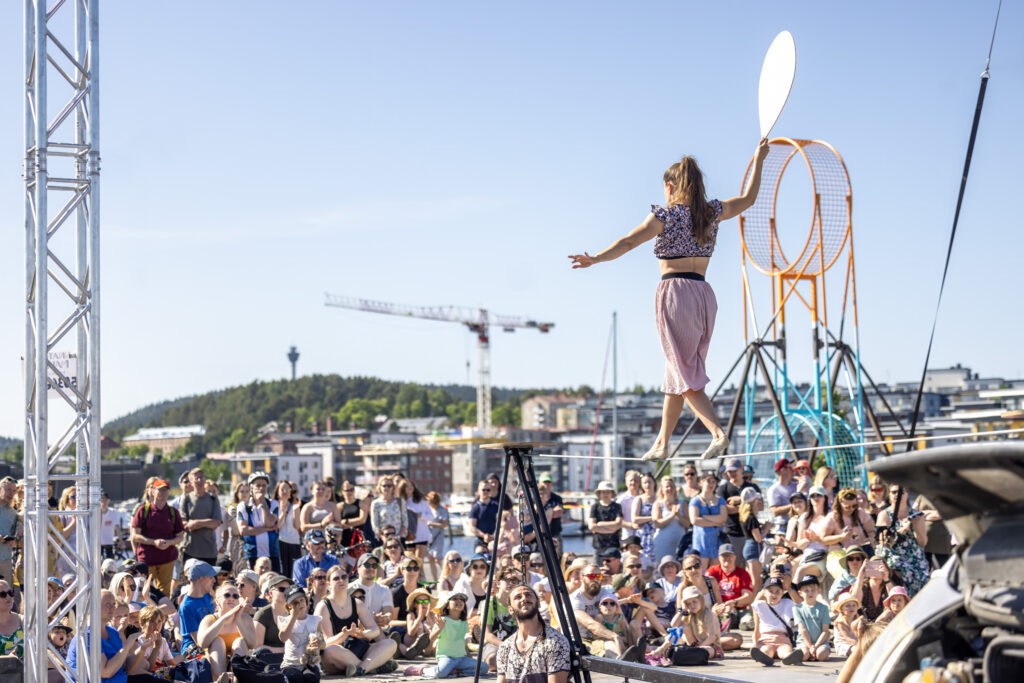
[230,653,286,683]
[669,645,710,666]
[765,603,797,644]
[173,657,213,683]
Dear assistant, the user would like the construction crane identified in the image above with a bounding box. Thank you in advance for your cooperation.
[325,293,554,433]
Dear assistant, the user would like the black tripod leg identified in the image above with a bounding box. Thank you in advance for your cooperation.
[515,452,591,683]
[473,448,512,683]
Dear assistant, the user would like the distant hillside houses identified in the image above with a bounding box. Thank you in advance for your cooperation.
[122,425,205,453]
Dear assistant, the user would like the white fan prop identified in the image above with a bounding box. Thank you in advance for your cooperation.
[758,31,797,139]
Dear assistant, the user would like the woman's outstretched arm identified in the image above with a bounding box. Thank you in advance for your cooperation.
[569,213,664,268]
[719,139,770,221]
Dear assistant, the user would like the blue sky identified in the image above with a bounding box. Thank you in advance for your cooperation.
[0,2,1021,437]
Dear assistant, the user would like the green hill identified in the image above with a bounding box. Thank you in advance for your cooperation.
[101,375,572,454]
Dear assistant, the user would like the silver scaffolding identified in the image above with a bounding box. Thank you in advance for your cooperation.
[23,0,102,681]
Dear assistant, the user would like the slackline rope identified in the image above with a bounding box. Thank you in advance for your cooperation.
[906,0,1001,450]
[532,427,1024,463]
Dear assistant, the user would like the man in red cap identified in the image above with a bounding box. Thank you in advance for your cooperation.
[130,478,184,593]
[766,459,797,533]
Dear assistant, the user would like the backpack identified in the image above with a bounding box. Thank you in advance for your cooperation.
[137,501,178,536]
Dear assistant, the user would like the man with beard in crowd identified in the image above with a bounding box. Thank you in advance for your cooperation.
[497,584,570,683]
[570,563,624,658]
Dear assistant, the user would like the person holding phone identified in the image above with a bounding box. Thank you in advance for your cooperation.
[875,485,930,596]
[851,554,897,622]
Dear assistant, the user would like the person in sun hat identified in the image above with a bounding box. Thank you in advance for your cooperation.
[588,480,623,552]
[829,546,869,601]
[130,478,184,595]
[831,593,861,657]
[536,472,565,556]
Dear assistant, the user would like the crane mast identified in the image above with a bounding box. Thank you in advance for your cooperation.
[324,293,553,433]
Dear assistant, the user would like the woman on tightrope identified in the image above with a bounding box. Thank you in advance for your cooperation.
[570,140,770,461]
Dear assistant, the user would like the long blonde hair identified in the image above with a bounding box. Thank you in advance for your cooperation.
[663,156,717,244]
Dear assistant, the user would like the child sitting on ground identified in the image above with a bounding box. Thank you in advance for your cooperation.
[793,575,831,662]
[636,583,673,641]
[750,577,803,666]
[279,585,324,683]
[831,594,861,657]
[876,586,909,626]
[404,592,477,678]
[675,586,724,660]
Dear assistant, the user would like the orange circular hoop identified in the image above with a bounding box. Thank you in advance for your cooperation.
[740,138,852,277]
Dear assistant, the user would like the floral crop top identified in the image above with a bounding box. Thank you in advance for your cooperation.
[651,200,723,259]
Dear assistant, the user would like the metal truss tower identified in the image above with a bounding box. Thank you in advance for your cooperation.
[24,0,102,680]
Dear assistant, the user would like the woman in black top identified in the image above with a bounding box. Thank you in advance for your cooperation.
[338,480,367,548]
[316,565,397,674]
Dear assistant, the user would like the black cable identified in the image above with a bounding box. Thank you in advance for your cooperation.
[905,3,1000,448]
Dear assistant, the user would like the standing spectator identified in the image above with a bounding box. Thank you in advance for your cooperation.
[766,458,798,532]
[337,480,368,549]
[813,467,839,506]
[630,473,658,564]
[181,468,223,568]
[876,485,930,596]
[467,480,499,548]
[299,480,341,536]
[792,460,813,494]
[796,485,839,580]
[227,481,250,572]
[401,480,432,562]
[237,471,280,573]
[0,479,19,590]
[588,481,623,553]
[616,470,641,541]
[537,474,564,555]
[830,488,876,577]
[0,580,22,661]
[718,458,752,565]
[679,464,702,499]
[497,584,570,683]
[651,476,688,561]
[739,488,766,593]
[424,491,449,578]
[56,486,77,578]
[914,494,952,569]
[98,490,124,561]
[866,475,890,522]
[784,492,808,549]
[689,471,727,571]
[171,471,192,510]
[292,529,340,588]
[274,480,303,575]
[486,473,514,512]
[742,465,761,492]
[371,476,407,542]
[130,479,184,594]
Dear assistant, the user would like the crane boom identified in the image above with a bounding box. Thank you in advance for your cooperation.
[324,292,554,433]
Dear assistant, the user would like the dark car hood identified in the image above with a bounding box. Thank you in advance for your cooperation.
[867,441,1024,548]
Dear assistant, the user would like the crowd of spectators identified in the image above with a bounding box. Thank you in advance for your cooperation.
[0,453,949,681]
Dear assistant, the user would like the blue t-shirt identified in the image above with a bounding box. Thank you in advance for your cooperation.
[68,625,126,683]
[794,600,830,646]
[292,552,341,588]
[469,499,500,536]
[179,593,215,650]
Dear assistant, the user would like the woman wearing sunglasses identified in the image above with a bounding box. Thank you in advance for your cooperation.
[437,551,476,612]
[316,565,399,675]
[196,581,257,679]
[0,580,22,665]
[306,569,332,613]
[370,476,407,542]
[466,554,491,618]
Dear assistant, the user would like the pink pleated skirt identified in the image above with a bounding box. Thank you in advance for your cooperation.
[655,277,717,394]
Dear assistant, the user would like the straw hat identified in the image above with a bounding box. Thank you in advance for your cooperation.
[406,588,437,612]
